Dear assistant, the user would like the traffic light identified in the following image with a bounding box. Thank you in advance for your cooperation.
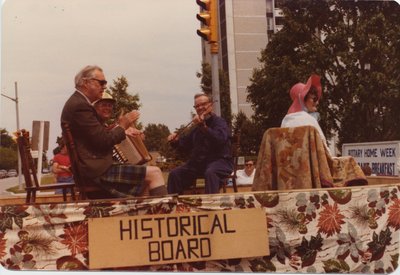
[196,0,218,43]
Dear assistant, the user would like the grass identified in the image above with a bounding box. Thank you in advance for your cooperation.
[6,185,25,194]
[6,174,56,194]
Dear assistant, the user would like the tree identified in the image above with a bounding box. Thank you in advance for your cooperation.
[232,111,264,156]
[197,62,232,127]
[1,128,17,150]
[0,147,17,170]
[143,123,171,157]
[0,129,18,169]
[106,76,142,128]
[247,0,400,150]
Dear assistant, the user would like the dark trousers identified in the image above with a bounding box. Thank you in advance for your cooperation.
[167,158,233,194]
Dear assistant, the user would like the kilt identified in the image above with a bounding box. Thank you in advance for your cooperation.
[99,163,146,197]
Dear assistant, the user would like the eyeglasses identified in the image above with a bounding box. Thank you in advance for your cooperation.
[245,163,253,167]
[193,101,211,109]
[307,94,319,102]
[90,78,108,86]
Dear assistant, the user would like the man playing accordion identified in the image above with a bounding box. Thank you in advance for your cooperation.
[61,65,167,199]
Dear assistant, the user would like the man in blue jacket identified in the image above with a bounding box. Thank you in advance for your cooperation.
[167,93,233,194]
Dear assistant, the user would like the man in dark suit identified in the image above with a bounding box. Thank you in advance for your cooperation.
[61,65,167,198]
[167,93,233,194]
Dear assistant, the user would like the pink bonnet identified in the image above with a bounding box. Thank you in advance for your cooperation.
[287,74,322,114]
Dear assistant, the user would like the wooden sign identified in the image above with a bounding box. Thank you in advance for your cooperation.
[31,120,50,151]
[342,141,400,176]
[88,208,269,269]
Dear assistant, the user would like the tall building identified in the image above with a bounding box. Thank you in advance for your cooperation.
[200,0,282,117]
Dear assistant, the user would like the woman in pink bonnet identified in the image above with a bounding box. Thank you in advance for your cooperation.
[281,74,327,145]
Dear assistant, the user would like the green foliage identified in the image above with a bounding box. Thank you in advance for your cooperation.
[247,0,400,150]
[0,129,18,169]
[1,128,17,150]
[197,62,212,93]
[0,147,17,170]
[219,69,233,127]
[107,76,142,128]
[143,123,171,157]
[232,111,263,156]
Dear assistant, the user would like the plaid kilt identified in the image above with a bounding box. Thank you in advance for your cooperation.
[99,163,146,197]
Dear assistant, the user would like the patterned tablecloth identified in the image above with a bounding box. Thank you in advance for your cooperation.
[0,184,399,273]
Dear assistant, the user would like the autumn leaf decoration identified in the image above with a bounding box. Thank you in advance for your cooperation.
[366,228,392,262]
[0,232,6,259]
[293,233,324,268]
[59,222,88,257]
[388,198,400,230]
[0,205,29,233]
[317,203,345,237]
[83,202,116,218]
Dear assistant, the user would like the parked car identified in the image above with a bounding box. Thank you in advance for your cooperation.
[6,169,18,177]
[0,169,7,178]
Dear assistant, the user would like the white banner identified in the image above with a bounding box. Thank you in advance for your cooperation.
[342,141,400,176]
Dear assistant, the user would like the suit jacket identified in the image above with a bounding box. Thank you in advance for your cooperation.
[61,91,126,179]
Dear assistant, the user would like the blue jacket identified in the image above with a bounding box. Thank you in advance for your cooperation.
[174,114,232,164]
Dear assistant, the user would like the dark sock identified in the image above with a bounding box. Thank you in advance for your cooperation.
[149,185,168,197]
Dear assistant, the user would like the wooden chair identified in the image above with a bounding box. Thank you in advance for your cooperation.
[16,129,76,203]
[189,132,240,194]
[61,122,103,200]
[221,132,240,193]
[62,122,152,200]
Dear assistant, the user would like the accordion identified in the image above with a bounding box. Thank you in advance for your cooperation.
[113,135,152,165]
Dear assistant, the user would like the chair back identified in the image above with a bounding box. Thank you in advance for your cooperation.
[231,132,240,167]
[228,131,241,192]
[61,122,88,199]
[16,130,40,190]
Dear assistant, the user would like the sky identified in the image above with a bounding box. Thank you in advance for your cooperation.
[0,0,202,155]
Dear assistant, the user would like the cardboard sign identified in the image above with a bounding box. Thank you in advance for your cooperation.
[88,208,269,269]
[342,141,400,176]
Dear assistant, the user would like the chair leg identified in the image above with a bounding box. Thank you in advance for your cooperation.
[62,189,67,201]
[26,191,31,204]
[32,190,37,203]
[79,189,86,200]
[232,178,238,193]
[70,187,76,201]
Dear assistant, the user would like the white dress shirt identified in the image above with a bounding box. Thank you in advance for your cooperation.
[236,169,255,185]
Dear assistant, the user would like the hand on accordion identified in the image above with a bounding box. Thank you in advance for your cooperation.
[125,127,145,141]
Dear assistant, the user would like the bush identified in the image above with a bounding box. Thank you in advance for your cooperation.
[0,147,17,170]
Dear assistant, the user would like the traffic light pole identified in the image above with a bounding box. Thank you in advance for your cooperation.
[211,44,221,116]
[196,0,221,116]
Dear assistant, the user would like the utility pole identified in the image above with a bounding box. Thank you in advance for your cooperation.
[196,0,221,116]
[1,82,23,190]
